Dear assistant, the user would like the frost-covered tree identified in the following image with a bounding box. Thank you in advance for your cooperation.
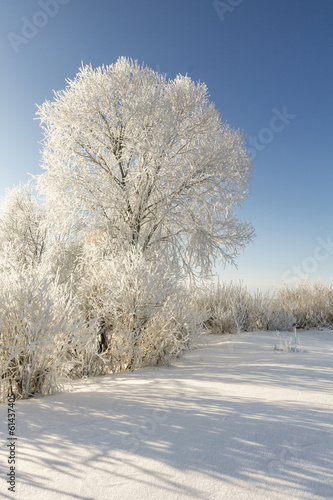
[36,57,254,278]
[0,182,47,270]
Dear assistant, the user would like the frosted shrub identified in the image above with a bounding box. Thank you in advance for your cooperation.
[199,282,251,334]
[76,245,205,372]
[198,280,332,336]
[268,307,296,331]
[276,281,333,329]
[247,291,273,331]
[198,284,297,334]
[274,328,304,353]
[41,238,83,286]
[247,291,295,331]
[0,261,98,402]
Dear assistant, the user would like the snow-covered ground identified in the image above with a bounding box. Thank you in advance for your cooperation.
[1,330,332,499]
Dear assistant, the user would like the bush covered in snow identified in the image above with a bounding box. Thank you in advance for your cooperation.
[0,243,206,402]
[75,244,206,373]
[198,282,250,334]
[197,280,332,335]
[0,260,98,403]
[275,281,333,329]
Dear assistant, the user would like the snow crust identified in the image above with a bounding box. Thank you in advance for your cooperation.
[1,330,332,499]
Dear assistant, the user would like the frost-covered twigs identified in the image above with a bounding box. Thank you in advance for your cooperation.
[273,328,304,353]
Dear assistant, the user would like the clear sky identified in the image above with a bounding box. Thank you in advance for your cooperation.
[1,0,332,292]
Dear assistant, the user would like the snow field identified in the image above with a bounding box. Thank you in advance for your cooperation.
[0,329,332,499]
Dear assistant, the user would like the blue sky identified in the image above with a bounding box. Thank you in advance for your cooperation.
[1,0,332,292]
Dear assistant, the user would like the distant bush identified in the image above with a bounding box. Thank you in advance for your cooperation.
[275,281,333,329]
[197,280,332,335]
[247,291,273,331]
[198,281,250,334]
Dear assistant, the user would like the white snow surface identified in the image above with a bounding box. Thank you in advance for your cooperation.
[1,330,332,499]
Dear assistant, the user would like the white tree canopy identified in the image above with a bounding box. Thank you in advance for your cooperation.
[36,57,254,278]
